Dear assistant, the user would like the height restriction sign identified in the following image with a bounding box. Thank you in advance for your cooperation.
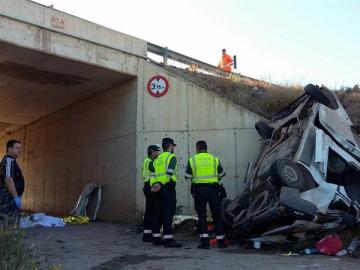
[147,75,169,97]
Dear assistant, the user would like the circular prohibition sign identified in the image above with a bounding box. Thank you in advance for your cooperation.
[147,75,169,97]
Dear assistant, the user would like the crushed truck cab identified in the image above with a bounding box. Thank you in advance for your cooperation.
[222,84,360,241]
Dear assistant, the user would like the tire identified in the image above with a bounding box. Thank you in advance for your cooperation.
[221,198,233,226]
[270,159,306,191]
[304,84,339,110]
[255,121,274,140]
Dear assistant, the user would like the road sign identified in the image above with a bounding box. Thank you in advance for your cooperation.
[147,75,169,97]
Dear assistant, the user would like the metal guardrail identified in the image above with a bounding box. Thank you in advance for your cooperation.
[147,42,277,89]
[147,42,230,77]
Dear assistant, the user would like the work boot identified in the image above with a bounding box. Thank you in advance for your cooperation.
[142,233,153,243]
[152,237,164,246]
[164,239,182,248]
[217,239,228,249]
[198,237,210,249]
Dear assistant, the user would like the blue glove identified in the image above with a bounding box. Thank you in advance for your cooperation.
[14,196,22,209]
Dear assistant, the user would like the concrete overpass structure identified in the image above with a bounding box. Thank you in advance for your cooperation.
[0,0,262,222]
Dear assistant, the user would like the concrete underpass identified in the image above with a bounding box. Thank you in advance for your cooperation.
[0,0,263,222]
[0,41,138,221]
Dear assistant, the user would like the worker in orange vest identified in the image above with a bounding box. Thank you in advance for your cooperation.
[218,49,233,73]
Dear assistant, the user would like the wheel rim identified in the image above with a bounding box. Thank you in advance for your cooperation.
[281,165,298,183]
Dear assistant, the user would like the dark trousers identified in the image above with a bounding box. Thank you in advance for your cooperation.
[0,187,19,227]
[194,184,224,236]
[152,183,176,236]
[143,182,153,232]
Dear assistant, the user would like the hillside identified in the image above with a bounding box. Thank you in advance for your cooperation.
[166,66,359,124]
[337,89,360,125]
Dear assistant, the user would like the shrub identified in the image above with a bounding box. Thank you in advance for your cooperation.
[0,216,39,270]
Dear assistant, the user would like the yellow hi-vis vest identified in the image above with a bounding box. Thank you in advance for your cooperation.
[189,152,219,184]
[142,157,152,182]
[151,152,177,186]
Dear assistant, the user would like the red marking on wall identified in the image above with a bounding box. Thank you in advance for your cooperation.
[51,16,65,29]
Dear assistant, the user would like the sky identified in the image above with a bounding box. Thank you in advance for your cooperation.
[33,0,360,88]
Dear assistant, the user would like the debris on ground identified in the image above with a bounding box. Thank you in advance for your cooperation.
[63,215,90,225]
[347,237,360,257]
[172,215,198,236]
[172,215,198,227]
[335,249,347,256]
[210,238,230,246]
[314,234,343,256]
[302,248,320,255]
[20,213,65,228]
[19,183,98,228]
[72,183,102,221]
[24,223,360,270]
[280,251,299,256]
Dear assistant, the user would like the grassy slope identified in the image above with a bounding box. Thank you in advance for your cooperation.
[166,67,359,124]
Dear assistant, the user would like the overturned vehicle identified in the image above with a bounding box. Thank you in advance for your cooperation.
[222,84,360,243]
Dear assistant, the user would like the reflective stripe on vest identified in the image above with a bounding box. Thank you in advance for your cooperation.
[189,153,219,184]
[142,157,152,182]
[151,152,177,186]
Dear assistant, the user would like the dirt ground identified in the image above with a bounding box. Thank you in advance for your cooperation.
[24,222,358,270]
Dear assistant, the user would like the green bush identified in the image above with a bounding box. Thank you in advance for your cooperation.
[0,216,39,270]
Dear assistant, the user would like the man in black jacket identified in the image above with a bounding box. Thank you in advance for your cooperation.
[0,140,25,226]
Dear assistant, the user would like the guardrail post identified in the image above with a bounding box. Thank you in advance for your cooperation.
[163,47,168,66]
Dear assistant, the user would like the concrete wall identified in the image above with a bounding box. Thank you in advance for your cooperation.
[135,60,263,215]
[0,0,147,57]
[0,79,138,222]
[0,0,140,76]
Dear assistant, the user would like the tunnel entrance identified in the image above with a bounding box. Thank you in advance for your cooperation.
[0,42,138,221]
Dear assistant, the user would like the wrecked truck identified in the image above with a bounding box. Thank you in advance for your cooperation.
[222,84,360,242]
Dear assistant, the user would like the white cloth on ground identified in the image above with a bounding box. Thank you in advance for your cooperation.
[20,213,65,228]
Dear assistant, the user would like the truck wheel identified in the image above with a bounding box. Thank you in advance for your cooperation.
[255,121,274,140]
[271,159,306,191]
[304,84,338,110]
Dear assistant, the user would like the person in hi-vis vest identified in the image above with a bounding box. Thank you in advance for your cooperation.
[185,140,227,249]
[149,138,182,248]
[142,144,161,242]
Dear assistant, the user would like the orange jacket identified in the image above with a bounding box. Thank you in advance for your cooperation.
[221,54,233,72]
